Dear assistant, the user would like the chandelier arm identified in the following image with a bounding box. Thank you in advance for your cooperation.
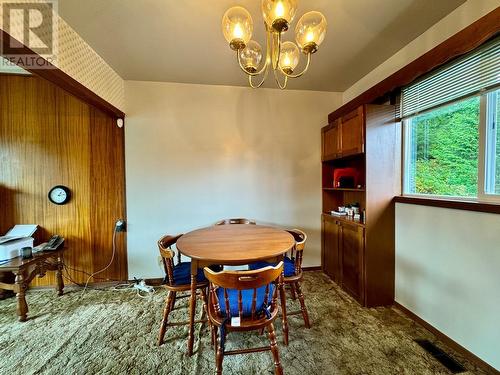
[249,71,267,88]
[273,67,288,90]
[249,59,271,88]
[280,53,312,79]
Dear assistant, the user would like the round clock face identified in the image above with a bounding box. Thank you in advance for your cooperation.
[48,186,71,205]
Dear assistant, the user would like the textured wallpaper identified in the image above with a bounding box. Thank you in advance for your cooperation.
[56,16,125,110]
[0,0,124,110]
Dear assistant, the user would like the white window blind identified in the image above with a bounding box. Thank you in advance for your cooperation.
[401,37,500,119]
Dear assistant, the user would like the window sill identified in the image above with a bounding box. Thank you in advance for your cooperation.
[394,196,500,215]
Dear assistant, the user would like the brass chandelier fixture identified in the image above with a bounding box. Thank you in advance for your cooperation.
[221,0,327,89]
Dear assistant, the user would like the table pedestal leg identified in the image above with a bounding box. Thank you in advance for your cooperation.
[56,254,64,296]
[15,272,28,322]
[187,261,198,356]
[279,273,289,345]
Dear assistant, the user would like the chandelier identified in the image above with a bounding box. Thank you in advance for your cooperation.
[221,0,327,89]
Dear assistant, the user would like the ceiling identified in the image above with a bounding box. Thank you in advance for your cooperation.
[58,0,465,92]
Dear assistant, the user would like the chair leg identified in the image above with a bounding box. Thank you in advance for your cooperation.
[295,282,311,329]
[289,282,297,300]
[215,327,224,375]
[200,288,208,321]
[200,287,215,344]
[158,291,174,346]
[211,324,216,347]
[266,323,284,375]
[279,279,289,345]
[169,291,177,312]
[213,327,218,357]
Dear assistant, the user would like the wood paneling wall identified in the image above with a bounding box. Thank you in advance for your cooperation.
[0,74,127,285]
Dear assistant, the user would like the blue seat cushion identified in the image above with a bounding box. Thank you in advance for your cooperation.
[216,284,275,317]
[248,256,296,277]
[172,262,207,285]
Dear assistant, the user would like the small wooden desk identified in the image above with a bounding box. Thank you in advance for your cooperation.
[177,225,295,356]
[0,249,65,321]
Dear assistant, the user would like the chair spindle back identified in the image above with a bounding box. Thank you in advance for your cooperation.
[286,229,307,275]
[214,218,256,225]
[204,262,283,320]
[158,234,183,286]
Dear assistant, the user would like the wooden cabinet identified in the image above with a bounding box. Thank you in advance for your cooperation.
[322,215,365,304]
[340,107,364,156]
[339,222,364,302]
[321,104,400,307]
[322,108,364,160]
[322,216,341,282]
[322,120,340,160]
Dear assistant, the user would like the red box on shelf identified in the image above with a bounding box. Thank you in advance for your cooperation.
[333,168,360,188]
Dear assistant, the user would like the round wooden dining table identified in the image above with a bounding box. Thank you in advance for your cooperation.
[176,224,295,356]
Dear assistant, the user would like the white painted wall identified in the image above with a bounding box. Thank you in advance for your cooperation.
[341,0,500,370]
[343,0,500,104]
[396,203,500,370]
[124,81,341,278]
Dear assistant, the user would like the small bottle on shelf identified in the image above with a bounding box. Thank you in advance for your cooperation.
[361,209,366,224]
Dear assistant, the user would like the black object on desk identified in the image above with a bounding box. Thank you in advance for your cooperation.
[42,235,65,251]
[21,247,32,259]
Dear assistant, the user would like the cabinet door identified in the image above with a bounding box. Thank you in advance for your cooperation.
[340,222,364,303]
[322,121,340,160]
[340,107,364,156]
[322,217,341,282]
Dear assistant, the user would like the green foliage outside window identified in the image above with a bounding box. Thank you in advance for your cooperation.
[408,97,480,196]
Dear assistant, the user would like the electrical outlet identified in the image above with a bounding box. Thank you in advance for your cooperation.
[115,219,126,232]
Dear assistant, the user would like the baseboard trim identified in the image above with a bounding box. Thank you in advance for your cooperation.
[303,266,322,271]
[393,302,499,375]
[29,280,124,290]
[143,278,164,286]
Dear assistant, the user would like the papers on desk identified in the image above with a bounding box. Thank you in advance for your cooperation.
[0,225,38,244]
[0,225,37,262]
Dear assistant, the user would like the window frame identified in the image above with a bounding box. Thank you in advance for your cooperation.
[402,90,500,204]
[481,90,500,201]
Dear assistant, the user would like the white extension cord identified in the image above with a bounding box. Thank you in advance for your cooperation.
[134,280,155,293]
[80,227,118,296]
[112,280,156,299]
[79,221,155,299]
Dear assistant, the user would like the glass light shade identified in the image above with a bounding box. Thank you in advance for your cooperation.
[239,40,263,73]
[279,41,300,73]
[261,0,298,32]
[222,6,253,50]
[295,11,327,53]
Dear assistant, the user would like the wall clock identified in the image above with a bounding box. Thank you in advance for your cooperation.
[48,185,71,205]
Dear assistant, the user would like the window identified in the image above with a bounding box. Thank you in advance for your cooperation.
[405,96,480,197]
[402,37,500,201]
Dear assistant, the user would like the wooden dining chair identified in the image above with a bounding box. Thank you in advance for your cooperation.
[214,218,256,271]
[249,229,310,342]
[157,234,210,346]
[204,262,284,375]
[214,218,256,225]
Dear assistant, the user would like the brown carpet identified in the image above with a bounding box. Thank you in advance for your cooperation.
[0,272,490,374]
